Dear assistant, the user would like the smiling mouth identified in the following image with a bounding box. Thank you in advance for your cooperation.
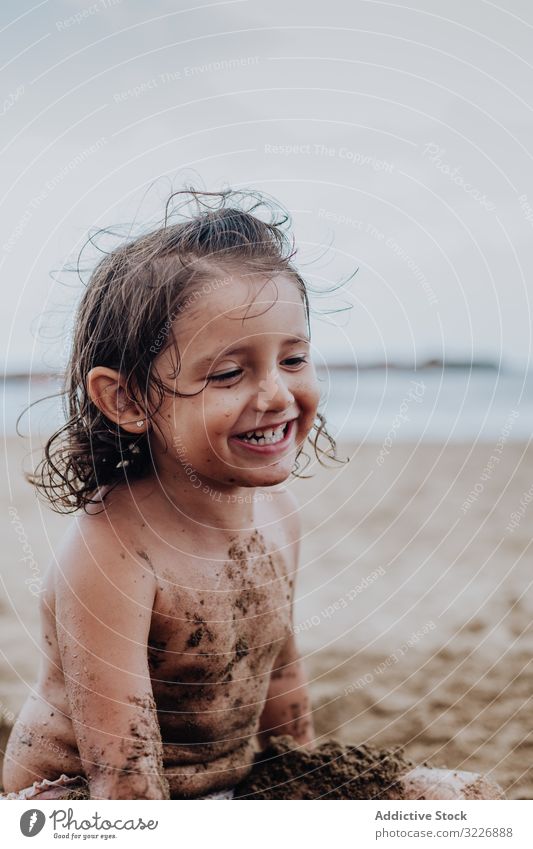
[235,421,289,444]
[231,420,295,452]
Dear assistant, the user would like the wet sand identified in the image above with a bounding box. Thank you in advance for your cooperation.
[1,436,532,798]
[234,735,412,799]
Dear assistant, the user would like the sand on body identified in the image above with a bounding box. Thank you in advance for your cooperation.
[1,437,531,797]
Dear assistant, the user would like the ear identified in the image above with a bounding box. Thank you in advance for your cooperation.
[87,367,148,434]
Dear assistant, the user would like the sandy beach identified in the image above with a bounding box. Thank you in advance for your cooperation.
[1,435,532,798]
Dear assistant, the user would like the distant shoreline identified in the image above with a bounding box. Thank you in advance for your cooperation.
[0,359,512,382]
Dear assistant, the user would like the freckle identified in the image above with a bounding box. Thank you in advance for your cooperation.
[119,552,125,559]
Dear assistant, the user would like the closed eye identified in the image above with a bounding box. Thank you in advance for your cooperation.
[207,356,309,384]
[282,356,308,369]
[207,369,241,383]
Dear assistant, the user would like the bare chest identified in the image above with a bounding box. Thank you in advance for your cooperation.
[147,528,293,701]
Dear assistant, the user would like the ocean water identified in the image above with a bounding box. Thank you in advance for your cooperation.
[2,367,532,443]
[320,366,533,443]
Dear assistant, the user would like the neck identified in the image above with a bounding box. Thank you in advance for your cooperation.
[146,460,272,535]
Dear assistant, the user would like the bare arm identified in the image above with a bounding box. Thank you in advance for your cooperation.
[55,520,169,800]
[257,631,315,749]
[257,489,315,749]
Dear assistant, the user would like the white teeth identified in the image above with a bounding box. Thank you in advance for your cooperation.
[238,423,287,444]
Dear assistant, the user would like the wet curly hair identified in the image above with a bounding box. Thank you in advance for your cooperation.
[25,188,347,514]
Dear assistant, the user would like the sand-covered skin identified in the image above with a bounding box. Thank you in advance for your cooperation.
[2,477,297,798]
[2,439,532,797]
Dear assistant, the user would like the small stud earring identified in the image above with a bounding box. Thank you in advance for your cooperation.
[136,420,144,427]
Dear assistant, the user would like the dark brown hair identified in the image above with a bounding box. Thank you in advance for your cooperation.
[24,188,347,513]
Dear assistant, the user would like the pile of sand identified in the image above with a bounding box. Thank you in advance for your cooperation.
[234,735,412,799]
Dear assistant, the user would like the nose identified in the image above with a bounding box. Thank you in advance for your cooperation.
[253,367,295,419]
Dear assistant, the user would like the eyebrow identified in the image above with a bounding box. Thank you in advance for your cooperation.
[194,336,310,368]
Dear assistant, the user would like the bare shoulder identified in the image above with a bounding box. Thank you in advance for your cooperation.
[71,478,157,553]
[54,492,157,608]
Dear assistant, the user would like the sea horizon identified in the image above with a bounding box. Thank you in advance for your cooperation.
[2,361,532,443]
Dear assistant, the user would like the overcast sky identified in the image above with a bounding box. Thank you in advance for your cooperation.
[2,0,533,374]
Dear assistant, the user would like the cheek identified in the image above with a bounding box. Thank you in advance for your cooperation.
[204,399,241,433]
[294,382,321,435]
[302,378,321,414]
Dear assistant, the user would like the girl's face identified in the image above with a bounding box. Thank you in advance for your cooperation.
[149,273,321,491]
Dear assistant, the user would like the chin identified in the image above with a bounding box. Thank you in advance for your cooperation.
[254,467,293,486]
[231,465,293,488]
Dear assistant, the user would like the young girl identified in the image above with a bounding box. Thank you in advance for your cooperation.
[2,190,503,800]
